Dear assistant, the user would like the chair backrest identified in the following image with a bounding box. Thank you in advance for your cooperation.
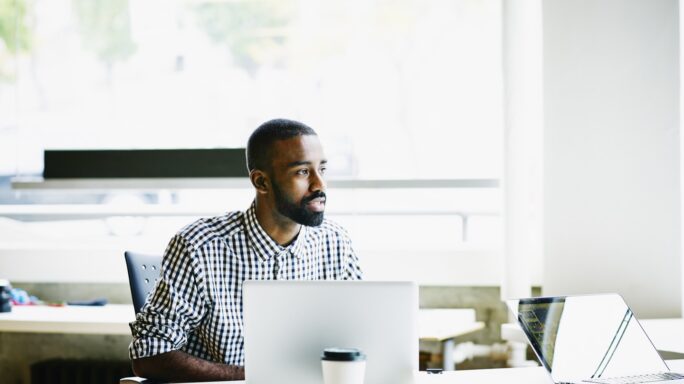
[124,251,162,314]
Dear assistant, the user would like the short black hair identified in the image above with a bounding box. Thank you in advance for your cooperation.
[246,118,317,172]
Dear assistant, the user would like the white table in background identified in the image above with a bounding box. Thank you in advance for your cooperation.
[419,309,486,371]
[0,305,485,364]
[0,304,487,373]
[0,304,134,334]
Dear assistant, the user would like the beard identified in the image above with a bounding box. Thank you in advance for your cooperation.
[272,182,326,227]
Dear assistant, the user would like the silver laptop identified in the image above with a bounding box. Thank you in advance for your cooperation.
[243,281,418,384]
[507,294,684,384]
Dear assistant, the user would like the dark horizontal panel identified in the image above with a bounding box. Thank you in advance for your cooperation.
[43,149,248,178]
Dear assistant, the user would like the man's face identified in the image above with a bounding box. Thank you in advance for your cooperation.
[268,135,327,227]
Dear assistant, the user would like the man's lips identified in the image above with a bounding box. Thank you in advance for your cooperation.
[305,197,326,212]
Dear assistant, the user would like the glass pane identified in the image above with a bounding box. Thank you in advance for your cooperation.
[0,0,502,180]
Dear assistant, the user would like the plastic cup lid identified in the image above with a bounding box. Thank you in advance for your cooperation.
[321,348,366,362]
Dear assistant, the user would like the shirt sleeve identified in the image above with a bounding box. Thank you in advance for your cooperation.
[128,234,207,359]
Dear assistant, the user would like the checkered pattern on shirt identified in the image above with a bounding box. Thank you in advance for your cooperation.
[128,201,363,365]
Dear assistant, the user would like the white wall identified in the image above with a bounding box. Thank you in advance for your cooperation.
[542,0,681,318]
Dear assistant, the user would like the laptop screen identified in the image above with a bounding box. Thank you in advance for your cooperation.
[507,294,669,383]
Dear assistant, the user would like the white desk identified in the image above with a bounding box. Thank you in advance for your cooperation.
[149,368,549,384]
[0,304,134,334]
[162,360,684,384]
[420,360,684,383]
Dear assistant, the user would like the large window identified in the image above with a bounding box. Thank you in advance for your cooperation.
[1,0,501,179]
[0,0,503,285]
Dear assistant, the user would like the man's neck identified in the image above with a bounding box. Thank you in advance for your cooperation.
[254,199,301,246]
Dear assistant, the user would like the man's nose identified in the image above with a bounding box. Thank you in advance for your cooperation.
[310,170,326,192]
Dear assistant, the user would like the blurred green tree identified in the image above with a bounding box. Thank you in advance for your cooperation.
[192,0,293,74]
[0,0,31,81]
[72,0,136,79]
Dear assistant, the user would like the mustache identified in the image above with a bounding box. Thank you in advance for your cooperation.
[302,191,326,205]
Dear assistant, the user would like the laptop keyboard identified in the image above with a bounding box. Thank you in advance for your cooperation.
[584,372,684,384]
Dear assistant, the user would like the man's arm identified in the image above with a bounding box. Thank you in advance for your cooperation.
[130,235,240,382]
[132,350,244,382]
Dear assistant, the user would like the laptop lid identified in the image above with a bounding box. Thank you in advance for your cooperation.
[507,294,671,383]
[243,281,418,384]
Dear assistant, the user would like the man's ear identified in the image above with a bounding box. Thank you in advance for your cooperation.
[250,170,270,194]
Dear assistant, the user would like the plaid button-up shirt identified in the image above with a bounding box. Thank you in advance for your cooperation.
[129,201,362,365]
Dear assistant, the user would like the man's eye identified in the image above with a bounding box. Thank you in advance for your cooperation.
[296,169,309,175]
[320,167,327,174]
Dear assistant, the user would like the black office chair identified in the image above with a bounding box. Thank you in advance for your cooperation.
[121,252,163,384]
[124,251,162,314]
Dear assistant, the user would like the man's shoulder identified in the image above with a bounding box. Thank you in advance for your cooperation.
[176,210,245,247]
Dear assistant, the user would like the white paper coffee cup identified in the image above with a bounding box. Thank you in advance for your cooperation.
[321,348,366,384]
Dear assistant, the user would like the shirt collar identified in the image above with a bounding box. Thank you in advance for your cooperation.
[244,201,307,262]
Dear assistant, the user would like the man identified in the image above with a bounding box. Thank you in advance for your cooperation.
[129,119,362,382]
